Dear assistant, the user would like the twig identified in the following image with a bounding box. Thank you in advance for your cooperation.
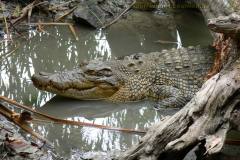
[55,6,77,22]
[0,103,52,146]
[28,5,33,23]
[68,24,79,41]
[102,0,136,29]
[0,96,146,135]
[28,22,72,26]
[89,9,104,27]
[11,0,40,25]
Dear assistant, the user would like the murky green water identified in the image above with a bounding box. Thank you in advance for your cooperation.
[0,9,216,158]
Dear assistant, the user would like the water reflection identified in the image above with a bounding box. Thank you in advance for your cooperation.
[0,27,115,106]
[35,97,178,156]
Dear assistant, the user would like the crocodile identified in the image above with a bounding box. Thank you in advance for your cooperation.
[32,46,215,108]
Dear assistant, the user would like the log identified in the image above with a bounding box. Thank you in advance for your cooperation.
[119,1,240,159]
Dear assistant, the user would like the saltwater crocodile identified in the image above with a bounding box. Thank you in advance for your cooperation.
[32,46,215,108]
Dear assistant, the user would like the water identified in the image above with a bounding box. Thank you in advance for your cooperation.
[0,9,215,158]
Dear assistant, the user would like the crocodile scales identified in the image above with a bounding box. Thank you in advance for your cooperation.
[32,46,215,108]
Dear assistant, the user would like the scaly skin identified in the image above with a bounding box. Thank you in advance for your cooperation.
[32,46,215,108]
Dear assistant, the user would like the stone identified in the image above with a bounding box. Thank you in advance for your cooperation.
[73,0,134,28]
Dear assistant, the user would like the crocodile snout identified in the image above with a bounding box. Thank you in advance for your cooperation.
[31,72,51,89]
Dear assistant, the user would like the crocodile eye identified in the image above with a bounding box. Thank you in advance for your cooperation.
[98,68,112,77]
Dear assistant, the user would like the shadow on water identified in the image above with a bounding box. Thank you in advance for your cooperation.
[36,97,178,156]
[0,9,222,158]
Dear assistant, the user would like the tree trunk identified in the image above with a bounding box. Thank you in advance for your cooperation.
[119,1,240,159]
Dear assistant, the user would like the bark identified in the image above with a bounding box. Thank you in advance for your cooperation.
[119,1,240,159]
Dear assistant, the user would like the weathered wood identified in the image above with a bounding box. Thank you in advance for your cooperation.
[120,62,240,160]
[119,0,240,159]
[208,13,240,38]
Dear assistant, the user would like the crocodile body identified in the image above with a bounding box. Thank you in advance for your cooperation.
[32,46,215,108]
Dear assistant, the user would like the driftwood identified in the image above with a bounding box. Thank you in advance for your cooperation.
[119,1,240,159]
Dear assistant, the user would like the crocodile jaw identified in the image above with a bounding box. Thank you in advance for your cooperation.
[31,70,119,100]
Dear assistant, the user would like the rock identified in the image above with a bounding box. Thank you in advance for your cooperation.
[73,0,134,28]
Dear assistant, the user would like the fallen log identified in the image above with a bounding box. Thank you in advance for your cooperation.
[119,1,240,159]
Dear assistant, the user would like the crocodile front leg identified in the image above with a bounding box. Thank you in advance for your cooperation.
[149,85,190,109]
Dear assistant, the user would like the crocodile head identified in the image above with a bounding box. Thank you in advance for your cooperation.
[31,60,122,100]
